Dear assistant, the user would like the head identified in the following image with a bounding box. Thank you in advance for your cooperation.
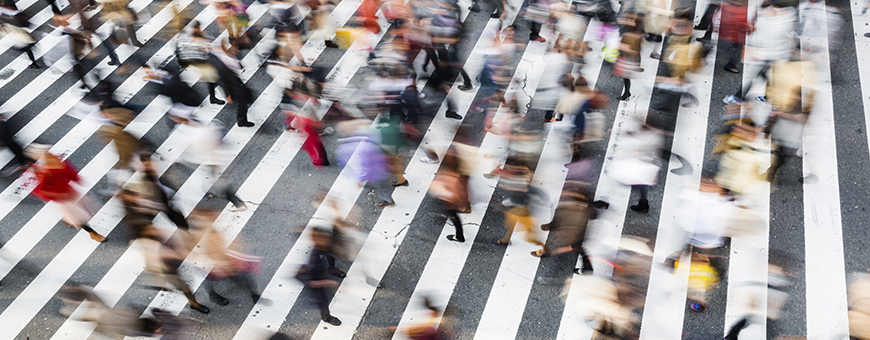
[311,226,333,250]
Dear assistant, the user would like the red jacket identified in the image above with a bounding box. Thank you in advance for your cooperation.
[32,160,80,202]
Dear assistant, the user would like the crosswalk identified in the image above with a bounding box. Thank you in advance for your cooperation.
[1,0,869,338]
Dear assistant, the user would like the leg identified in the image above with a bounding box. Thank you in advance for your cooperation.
[163,203,190,231]
[695,4,719,30]
[102,37,121,65]
[618,78,631,100]
[374,180,394,204]
[208,83,225,104]
[457,67,473,90]
[236,102,253,126]
[205,280,229,305]
[126,24,143,46]
[447,210,464,241]
[724,317,750,340]
[629,185,649,213]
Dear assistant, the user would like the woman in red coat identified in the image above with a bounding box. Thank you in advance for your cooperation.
[718,0,750,73]
[28,145,106,242]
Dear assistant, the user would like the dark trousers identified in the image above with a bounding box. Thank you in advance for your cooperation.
[446,209,464,240]
[236,102,251,123]
[723,41,743,68]
[696,3,720,30]
[102,36,122,64]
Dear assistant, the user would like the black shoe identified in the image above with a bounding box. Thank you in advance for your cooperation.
[108,61,119,66]
[490,12,500,18]
[458,84,473,92]
[630,201,649,213]
[209,291,229,306]
[446,234,465,242]
[325,40,339,48]
[132,41,144,47]
[251,293,271,305]
[190,303,210,314]
[616,93,631,101]
[724,65,740,73]
[391,180,409,187]
[580,254,594,274]
[591,200,610,209]
[210,98,226,105]
[28,63,40,69]
[323,316,342,326]
[445,111,462,120]
[238,121,255,127]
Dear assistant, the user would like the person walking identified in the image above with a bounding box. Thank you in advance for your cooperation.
[27,145,107,242]
[210,44,256,127]
[297,227,343,326]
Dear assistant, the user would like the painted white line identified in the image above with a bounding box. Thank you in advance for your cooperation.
[801,11,849,340]
[390,34,551,340]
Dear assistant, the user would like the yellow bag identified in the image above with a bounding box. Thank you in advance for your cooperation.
[334,27,365,49]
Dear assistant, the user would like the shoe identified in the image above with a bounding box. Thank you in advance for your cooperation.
[377,201,396,207]
[237,121,255,127]
[629,201,649,213]
[328,268,347,278]
[663,256,678,273]
[530,36,546,42]
[209,291,229,306]
[693,25,703,30]
[650,52,660,59]
[531,249,549,257]
[391,180,409,187]
[690,302,707,312]
[108,61,118,66]
[722,95,743,104]
[493,239,509,246]
[210,99,226,105]
[324,316,342,326]
[190,303,210,314]
[591,200,609,209]
[252,294,273,306]
[616,93,631,101]
[491,13,500,19]
[446,234,465,242]
[325,40,339,48]
[696,37,709,43]
[865,33,870,38]
[420,157,438,164]
[132,41,145,47]
[757,95,767,102]
[28,63,40,69]
[458,84,473,92]
[229,204,248,212]
[724,65,739,73]
[89,231,107,242]
[580,254,593,274]
[445,111,462,120]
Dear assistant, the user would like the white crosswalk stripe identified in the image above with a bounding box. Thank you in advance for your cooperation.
[1,0,869,339]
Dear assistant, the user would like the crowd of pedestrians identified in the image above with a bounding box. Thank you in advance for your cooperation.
[0,0,865,337]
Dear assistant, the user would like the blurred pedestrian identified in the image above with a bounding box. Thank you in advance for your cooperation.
[296,226,343,326]
[27,145,107,242]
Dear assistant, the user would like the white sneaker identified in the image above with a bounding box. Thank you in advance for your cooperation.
[228,204,248,212]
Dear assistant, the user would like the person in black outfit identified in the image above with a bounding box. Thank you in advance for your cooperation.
[208,47,255,127]
[300,227,342,326]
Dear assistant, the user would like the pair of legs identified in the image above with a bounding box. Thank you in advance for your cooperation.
[58,199,106,242]
[445,209,464,242]
[499,206,547,252]
[372,179,395,206]
[204,272,263,306]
